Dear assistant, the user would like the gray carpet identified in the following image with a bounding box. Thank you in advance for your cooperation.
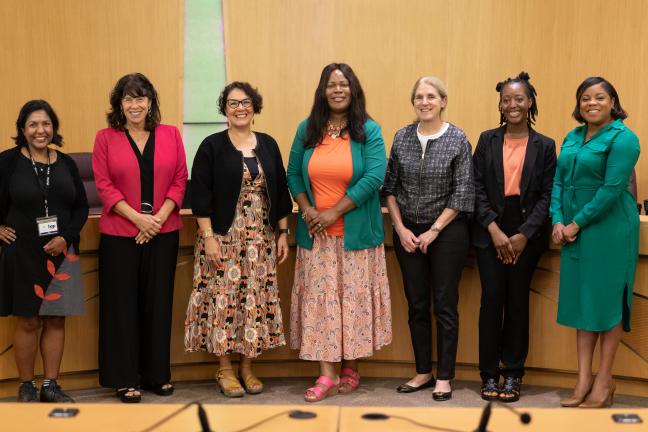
[7,378,645,408]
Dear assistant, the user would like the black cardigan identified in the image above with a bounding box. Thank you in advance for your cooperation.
[0,147,89,252]
[472,126,557,252]
[190,130,293,234]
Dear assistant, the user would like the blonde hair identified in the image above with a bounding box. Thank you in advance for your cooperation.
[410,76,448,112]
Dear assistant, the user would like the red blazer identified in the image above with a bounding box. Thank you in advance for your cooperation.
[92,124,188,236]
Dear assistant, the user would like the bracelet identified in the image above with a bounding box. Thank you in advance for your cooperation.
[277,228,290,235]
[202,228,214,238]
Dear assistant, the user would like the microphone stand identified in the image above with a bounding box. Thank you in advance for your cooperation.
[474,401,532,432]
[140,401,211,432]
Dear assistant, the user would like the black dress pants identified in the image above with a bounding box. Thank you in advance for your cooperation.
[393,218,469,380]
[476,197,542,381]
[98,231,179,388]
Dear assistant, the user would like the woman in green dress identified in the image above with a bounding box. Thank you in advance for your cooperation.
[550,77,640,408]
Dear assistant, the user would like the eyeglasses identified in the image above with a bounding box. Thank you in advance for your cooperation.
[226,99,253,109]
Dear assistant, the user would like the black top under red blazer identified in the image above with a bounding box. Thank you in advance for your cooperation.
[472,126,557,252]
[191,130,293,235]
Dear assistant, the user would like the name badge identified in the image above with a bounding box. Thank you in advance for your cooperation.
[36,215,59,236]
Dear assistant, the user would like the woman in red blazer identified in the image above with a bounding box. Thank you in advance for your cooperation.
[92,73,187,403]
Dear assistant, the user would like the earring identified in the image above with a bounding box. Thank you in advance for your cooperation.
[147,109,152,118]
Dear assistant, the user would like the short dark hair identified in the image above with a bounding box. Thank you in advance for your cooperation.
[217,82,263,116]
[572,76,627,123]
[304,63,369,148]
[13,99,63,148]
[495,71,538,126]
[106,73,161,131]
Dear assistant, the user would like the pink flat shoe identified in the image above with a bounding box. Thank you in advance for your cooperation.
[339,367,360,394]
[304,375,338,402]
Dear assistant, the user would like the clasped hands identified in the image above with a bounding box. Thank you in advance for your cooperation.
[490,227,528,264]
[552,221,579,246]
[134,212,164,244]
[302,207,340,239]
[396,225,439,254]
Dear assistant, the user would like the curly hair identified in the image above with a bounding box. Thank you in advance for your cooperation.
[217,82,263,116]
[572,76,627,123]
[13,99,63,148]
[106,73,161,131]
[304,63,369,148]
[495,71,538,126]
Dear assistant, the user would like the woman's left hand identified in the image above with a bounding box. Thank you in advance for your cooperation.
[417,229,439,253]
[43,236,67,256]
[563,222,580,242]
[276,233,289,264]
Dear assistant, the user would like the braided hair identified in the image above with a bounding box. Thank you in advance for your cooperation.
[495,71,538,126]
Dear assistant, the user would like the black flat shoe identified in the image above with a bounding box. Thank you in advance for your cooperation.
[432,390,453,401]
[40,381,74,403]
[396,377,436,393]
[18,382,38,402]
[141,383,174,396]
[116,387,142,403]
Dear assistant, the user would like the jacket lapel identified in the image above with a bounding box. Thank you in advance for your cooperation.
[492,127,505,200]
[520,130,539,197]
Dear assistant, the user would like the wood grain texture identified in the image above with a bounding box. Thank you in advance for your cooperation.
[223,0,648,200]
[0,0,183,153]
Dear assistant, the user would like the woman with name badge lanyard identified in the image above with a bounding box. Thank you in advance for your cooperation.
[0,100,89,402]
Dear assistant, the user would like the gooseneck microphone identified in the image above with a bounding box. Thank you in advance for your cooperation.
[141,401,212,432]
[474,401,532,432]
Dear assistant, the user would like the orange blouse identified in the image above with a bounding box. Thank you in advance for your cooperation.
[503,136,528,197]
[308,134,353,236]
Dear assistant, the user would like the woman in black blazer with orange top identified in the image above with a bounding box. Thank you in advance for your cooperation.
[472,72,556,403]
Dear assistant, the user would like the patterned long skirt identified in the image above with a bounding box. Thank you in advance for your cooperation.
[184,169,285,358]
[290,235,392,361]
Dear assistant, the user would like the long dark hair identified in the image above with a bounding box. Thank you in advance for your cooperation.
[106,73,161,131]
[13,99,63,148]
[572,76,627,123]
[495,71,538,127]
[304,63,369,148]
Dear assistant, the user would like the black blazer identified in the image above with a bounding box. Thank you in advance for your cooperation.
[472,126,556,252]
[191,130,293,235]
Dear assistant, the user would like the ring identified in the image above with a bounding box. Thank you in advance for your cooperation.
[318,223,323,228]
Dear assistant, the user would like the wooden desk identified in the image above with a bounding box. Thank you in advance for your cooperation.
[340,407,648,432]
[0,403,339,432]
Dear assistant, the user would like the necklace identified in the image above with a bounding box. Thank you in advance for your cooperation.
[327,120,347,139]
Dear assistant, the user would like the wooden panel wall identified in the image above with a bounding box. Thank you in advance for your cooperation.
[0,0,183,153]
[223,0,648,201]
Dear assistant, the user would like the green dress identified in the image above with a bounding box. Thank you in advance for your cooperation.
[550,119,640,332]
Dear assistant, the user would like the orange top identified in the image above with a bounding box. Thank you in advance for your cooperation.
[503,136,528,197]
[308,134,353,236]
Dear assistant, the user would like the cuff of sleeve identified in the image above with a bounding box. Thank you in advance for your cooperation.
[479,211,498,228]
[166,192,184,209]
[518,224,534,239]
[103,192,126,213]
[573,214,587,229]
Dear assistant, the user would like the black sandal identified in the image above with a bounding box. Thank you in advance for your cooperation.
[141,383,174,396]
[499,377,521,403]
[116,387,142,403]
[480,378,500,401]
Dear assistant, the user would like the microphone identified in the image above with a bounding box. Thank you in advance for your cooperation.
[140,400,211,432]
[474,401,531,432]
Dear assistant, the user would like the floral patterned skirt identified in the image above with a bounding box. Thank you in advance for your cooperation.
[184,171,285,358]
[290,235,392,361]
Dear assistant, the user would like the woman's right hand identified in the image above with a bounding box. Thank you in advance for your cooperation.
[0,225,16,244]
[395,225,420,253]
[204,236,224,270]
[489,223,514,263]
[552,223,566,245]
[133,213,162,238]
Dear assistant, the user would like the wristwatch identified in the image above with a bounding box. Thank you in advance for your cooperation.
[430,223,442,233]
[278,228,291,235]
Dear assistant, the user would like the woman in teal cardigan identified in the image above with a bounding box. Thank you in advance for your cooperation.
[551,77,640,408]
[287,63,392,402]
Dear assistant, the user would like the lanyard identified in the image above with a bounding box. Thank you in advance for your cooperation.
[28,148,51,217]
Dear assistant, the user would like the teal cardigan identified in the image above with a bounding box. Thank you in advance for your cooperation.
[286,119,386,250]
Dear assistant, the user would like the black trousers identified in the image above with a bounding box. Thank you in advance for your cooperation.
[393,218,469,380]
[476,197,541,381]
[98,231,179,388]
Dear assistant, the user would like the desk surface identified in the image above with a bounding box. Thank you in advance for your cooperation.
[339,406,648,432]
[0,403,340,432]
